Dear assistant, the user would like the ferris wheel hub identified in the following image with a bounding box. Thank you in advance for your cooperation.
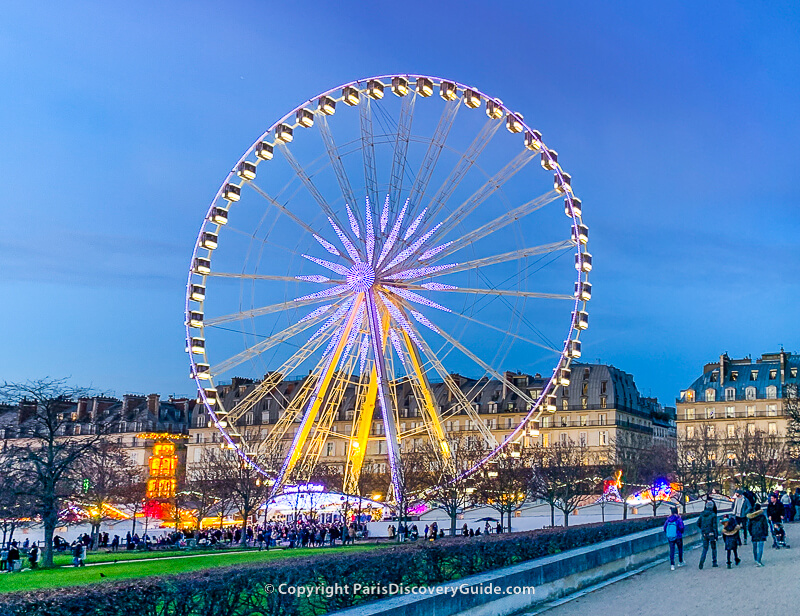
[346,261,376,293]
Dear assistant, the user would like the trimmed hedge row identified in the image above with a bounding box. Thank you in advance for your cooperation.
[0,516,680,616]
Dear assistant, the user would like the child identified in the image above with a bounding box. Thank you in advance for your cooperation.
[721,515,741,568]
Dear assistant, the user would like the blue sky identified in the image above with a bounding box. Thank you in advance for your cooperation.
[1,0,798,405]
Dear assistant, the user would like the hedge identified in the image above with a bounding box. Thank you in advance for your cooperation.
[0,516,685,616]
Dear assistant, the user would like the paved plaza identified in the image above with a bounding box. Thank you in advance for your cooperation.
[536,523,800,616]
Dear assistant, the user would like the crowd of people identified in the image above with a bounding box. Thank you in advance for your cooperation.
[663,488,797,571]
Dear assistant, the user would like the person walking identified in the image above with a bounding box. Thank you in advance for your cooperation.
[698,500,719,569]
[664,506,686,570]
[732,490,752,544]
[721,515,741,568]
[28,544,39,570]
[780,491,793,523]
[747,503,769,566]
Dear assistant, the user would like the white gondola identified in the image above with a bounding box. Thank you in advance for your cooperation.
[275,123,293,144]
[201,232,218,250]
[573,310,589,330]
[558,368,571,387]
[367,79,384,100]
[567,340,582,359]
[391,76,409,96]
[486,99,504,119]
[190,284,206,302]
[193,257,211,275]
[191,363,211,380]
[440,81,457,101]
[541,149,558,170]
[188,311,203,328]
[223,184,241,202]
[571,224,588,245]
[189,337,205,354]
[555,172,572,194]
[565,197,581,218]
[210,207,228,225]
[575,252,592,272]
[506,113,523,133]
[255,141,274,160]
[318,95,336,115]
[574,281,592,301]
[416,77,433,97]
[464,88,481,108]
[236,161,257,181]
[343,86,360,106]
[524,130,542,150]
[296,108,314,128]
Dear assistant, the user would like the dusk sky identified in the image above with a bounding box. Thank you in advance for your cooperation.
[1,1,798,406]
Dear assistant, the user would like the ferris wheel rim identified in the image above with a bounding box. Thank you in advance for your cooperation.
[184,72,590,494]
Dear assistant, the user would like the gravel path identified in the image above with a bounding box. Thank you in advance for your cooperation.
[539,522,799,616]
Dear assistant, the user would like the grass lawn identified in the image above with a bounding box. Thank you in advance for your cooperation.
[1,544,382,595]
[50,546,254,566]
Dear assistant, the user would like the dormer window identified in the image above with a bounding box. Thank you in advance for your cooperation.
[751,370,759,381]
[769,370,777,379]
[705,388,716,402]
[731,371,738,382]
[766,385,777,399]
[710,371,718,383]
[745,386,757,400]
[684,389,695,402]
[725,387,736,401]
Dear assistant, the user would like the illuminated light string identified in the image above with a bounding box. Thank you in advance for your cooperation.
[376,199,408,266]
[385,223,442,271]
[296,275,331,283]
[328,217,361,263]
[346,204,361,239]
[313,234,340,257]
[403,207,427,241]
[380,194,390,232]
[365,198,376,264]
[388,328,408,368]
[386,285,451,312]
[301,254,350,277]
[420,240,453,261]
[421,282,458,291]
[299,304,332,322]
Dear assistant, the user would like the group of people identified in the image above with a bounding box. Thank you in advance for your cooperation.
[663,489,794,571]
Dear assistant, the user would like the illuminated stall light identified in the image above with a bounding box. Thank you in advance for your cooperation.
[188,311,204,328]
[573,310,589,330]
[223,184,241,202]
[391,76,409,96]
[193,258,211,275]
[566,197,581,218]
[571,223,588,245]
[541,149,558,170]
[255,141,274,160]
[416,77,433,97]
[486,99,504,119]
[343,86,360,106]
[191,363,211,380]
[440,81,458,101]
[524,130,542,150]
[275,123,293,144]
[464,88,481,108]
[190,284,206,302]
[189,337,205,354]
[574,281,592,301]
[575,252,592,272]
[367,79,385,99]
[201,232,218,250]
[296,108,314,128]
[506,113,523,133]
[558,368,571,387]
[236,161,257,181]
[318,95,336,115]
[567,340,582,359]
[555,172,572,194]
[210,207,228,225]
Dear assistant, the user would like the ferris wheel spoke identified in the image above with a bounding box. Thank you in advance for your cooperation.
[244,181,320,237]
[425,118,503,222]
[422,190,562,263]
[402,283,572,301]
[209,306,335,376]
[207,272,338,284]
[389,94,416,208]
[360,98,380,212]
[205,296,331,327]
[406,99,461,217]
[400,316,497,446]
[277,144,356,244]
[430,150,537,246]
[317,114,358,213]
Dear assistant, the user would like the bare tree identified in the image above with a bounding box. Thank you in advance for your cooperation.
[472,445,532,532]
[637,444,677,517]
[184,450,225,532]
[730,427,789,499]
[76,440,142,547]
[784,384,800,470]
[0,378,111,567]
[0,456,35,547]
[215,450,267,545]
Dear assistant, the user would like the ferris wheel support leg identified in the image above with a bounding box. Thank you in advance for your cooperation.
[344,369,379,495]
[365,290,404,503]
[270,295,363,496]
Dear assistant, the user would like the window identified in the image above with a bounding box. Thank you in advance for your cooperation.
[730,371,738,382]
[325,442,335,457]
[686,408,696,420]
[562,388,569,398]
[542,433,550,447]
[707,425,715,438]
[686,426,695,439]
[488,402,498,413]
[345,409,354,421]
[726,452,736,467]
[706,407,715,419]
[598,413,607,425]
[767,404,778,416]
[600,397,607,409]
[245,413,254,425]
[580,415,588,426]
[766,385,777,399]
[506,417,513,429]
[751,370,759,381]
[582,382,588,395]
[747,423,756,436]
[769,370,777,380]
[727,424,735,438]
[745,386,756,401]
[560,415,568,427]
[601,381,608,395]
[579,432,587,447]
[705,389,716,402]
[559,433,568,445]
[684,389,695,402]
[725,388,736,401]
[562,399,569,411]
[710,371,718,382]
[599,430,608,446]
[746,405,755,417]
[726,406,735,418]
[768,422,777,436]
[581,397,588,409]
[541,416,551,428]
[792,368,798,378]
[584,368,591,380]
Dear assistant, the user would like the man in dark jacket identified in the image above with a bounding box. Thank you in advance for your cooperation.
[747,504,769,566]
[697,500,719,569]
[767,494,783,548]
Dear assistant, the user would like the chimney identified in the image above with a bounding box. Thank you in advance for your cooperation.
[780,348,787,384]
[77,398,89,419]
[147,394,160,415]
[18,400,36,425]
[123,394,135,412]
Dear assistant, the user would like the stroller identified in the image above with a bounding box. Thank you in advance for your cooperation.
[771,522,790,549]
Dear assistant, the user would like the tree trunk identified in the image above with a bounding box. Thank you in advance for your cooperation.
[42,509,57,567]
[622,501,629,520]
[507,509,512,533]
[550,503,555,527]
[450,510,457,536]
[564,510,570,527]
[240,512,249,547]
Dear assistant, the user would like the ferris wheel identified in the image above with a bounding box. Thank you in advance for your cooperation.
[185,74,591,503]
